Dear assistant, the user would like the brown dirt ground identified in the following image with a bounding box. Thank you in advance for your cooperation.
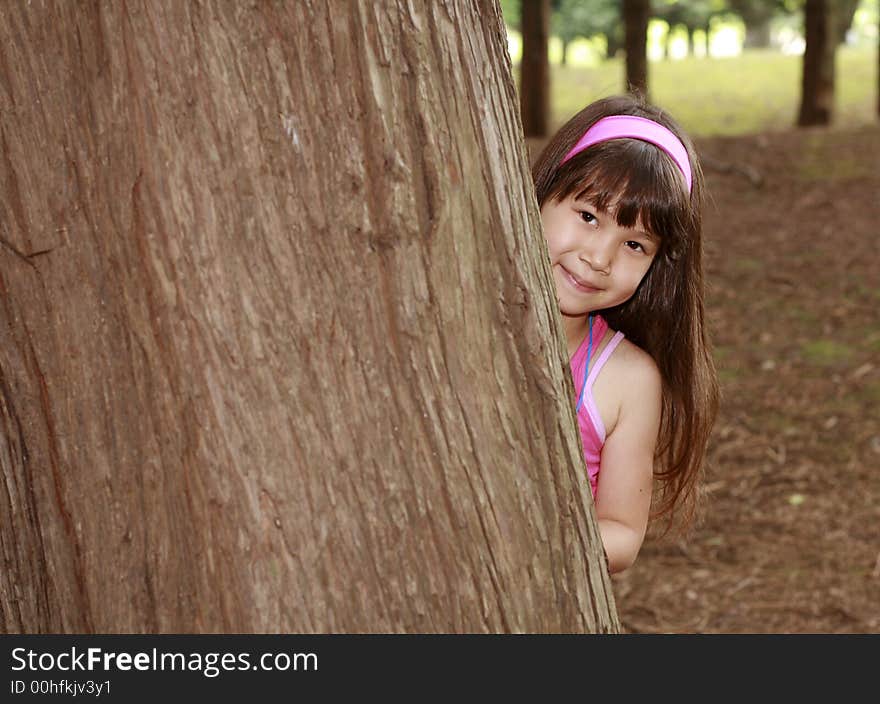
[533,124,880,633]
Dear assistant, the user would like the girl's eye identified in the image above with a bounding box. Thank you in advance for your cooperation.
[625,241,646,253]
[579,211,597,224]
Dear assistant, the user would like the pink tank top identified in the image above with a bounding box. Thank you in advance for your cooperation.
[569,315,625,497]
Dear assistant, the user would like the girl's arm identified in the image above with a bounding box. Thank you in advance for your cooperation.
[594,347,662,574]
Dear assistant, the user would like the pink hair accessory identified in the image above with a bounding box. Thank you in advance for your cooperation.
[560,115,693,193]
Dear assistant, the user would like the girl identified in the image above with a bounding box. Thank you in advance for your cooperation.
[533,95,718,574]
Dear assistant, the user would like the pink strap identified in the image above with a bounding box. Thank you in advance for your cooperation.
[583,331,625,444]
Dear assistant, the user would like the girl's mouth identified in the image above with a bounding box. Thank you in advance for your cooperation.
[561,266,601,294]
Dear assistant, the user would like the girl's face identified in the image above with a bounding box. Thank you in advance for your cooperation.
[541,193,658,318]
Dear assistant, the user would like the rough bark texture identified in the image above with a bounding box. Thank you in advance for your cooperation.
[798,0,836,127]
[519,0,550,137]
[623,0,649,96]
[0,1,618,633]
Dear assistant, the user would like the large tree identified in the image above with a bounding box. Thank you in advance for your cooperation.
[0,2,618,632]
[798,0,836,126]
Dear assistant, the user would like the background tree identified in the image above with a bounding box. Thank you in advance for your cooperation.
[833,0,861,43]
[624,0,650,94]
[520,0,552,136]
[727,0,790,48]
[553,0,621,64]
[798,0,836,125]
[653,0,727,57]
[0,1,618,633]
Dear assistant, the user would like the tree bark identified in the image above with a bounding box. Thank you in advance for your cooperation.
[798,0,836,127]
[520,0,551,137]
[0,1,618,633]
[623,0,649,95]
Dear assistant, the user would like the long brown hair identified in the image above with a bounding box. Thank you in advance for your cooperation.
[533,94,719,530]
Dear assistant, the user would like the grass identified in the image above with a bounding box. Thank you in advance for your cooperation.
[525,47,878,137]
[799,339,854,367]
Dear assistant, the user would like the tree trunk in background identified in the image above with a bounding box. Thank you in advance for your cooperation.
[0,2,619,633]
[606,26,624,59]
[623,0,649,95]
[520,0,551,137]
[798,0,836,127]
[833,0,860,45]
[729,0,776,49]
[743,23,771,49]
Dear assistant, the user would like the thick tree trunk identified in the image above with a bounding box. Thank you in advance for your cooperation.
[623,0,650,95]
[798,0,836,127]
[520,0,551,137]
[0,2,618,633]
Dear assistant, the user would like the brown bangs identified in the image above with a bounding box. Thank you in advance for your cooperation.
[543,139,692,253]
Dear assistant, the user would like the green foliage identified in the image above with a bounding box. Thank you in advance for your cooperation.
[653,0,729,30]
[499,0,521,28]
[552,0,620,43]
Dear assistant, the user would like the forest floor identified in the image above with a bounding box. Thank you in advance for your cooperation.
[532,123,880,633]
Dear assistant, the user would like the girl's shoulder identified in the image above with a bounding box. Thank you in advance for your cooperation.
[603,335,661,392]
[593,332,662,432]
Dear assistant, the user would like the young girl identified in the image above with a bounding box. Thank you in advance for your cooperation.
[533,94,718,574]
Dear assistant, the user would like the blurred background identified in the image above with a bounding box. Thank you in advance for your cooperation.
[502,0,878,136]
[502,1,880,633]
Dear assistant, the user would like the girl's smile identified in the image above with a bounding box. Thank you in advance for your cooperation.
[559,264,604,294]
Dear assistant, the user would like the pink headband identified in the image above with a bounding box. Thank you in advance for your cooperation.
[560,115,693,193]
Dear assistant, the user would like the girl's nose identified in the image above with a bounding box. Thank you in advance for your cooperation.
[579,238,613,274]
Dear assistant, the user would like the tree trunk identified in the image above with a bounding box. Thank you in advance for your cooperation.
[561,37,569,67]
[623,0,650,95]
[606,27,624,60]
[743,23,771,49]
[833,0,860,45]
[798,0,836,127]
[0,2,619,633]
[520,0,551,137]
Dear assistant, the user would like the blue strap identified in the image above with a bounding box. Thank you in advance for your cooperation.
[575,314,594,413]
